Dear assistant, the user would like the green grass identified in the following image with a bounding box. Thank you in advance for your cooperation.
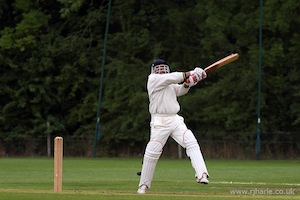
[0,158,299,199]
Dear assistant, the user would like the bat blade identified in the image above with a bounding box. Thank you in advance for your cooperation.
[204,53,239,73]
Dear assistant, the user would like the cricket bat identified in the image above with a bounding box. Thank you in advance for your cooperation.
[204,53,239,73]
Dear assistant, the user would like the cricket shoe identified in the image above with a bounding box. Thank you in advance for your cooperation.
[137,185,148,194]
[196,173,209,184]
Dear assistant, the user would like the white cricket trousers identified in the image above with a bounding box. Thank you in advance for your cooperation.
[138,114,209,188]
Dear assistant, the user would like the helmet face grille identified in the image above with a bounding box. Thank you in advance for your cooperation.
[152,64,170,74]
[151,59,170,74]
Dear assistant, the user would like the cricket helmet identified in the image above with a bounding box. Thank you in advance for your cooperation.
[151,59,170,74]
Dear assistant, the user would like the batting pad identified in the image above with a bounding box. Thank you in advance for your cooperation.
[145,140,163,160]
[138,141,163,188]
[184,130,209,178]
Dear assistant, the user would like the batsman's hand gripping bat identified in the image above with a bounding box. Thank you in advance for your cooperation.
[204,53,239,73]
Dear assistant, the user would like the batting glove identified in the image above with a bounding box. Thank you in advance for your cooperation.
[194,67,207,80]
[185,74,199,87]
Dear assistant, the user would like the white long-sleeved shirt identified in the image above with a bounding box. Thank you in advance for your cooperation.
[147,72,190,115]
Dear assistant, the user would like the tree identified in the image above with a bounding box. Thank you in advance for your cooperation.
[0,0,299,157]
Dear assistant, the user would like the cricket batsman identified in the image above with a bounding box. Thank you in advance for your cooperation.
[137,59,209,194]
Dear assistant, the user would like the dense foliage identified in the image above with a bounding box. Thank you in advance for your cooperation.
[0,0,299,157]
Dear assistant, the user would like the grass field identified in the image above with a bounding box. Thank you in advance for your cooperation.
[0,158,299,200]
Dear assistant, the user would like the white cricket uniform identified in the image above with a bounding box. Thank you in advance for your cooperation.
[138,72,209,189]
[148,72,188,115]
